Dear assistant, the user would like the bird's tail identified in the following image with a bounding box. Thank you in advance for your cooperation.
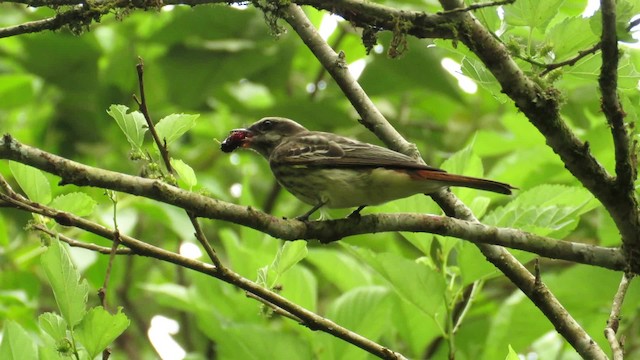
[414,170,515,195]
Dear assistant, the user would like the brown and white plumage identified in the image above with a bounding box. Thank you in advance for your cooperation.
[221,117,514,216]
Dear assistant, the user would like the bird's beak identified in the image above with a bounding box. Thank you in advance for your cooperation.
[220,128,253,153]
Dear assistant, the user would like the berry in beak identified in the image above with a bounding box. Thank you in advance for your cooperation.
[220,129,252,153]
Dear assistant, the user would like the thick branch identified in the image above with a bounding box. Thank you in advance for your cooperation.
[437,0,640,271]
[0,134,626,271]
[599,0,634,188]
[598,0,640,261]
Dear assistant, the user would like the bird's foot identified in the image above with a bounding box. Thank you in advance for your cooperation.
[347,205,367,220]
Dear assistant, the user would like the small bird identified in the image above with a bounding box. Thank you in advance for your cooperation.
[221,117,514,220]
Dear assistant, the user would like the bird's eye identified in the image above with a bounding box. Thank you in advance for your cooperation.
[259,119,274,131]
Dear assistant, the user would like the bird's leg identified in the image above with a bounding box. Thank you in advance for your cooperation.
[296,201,326,221]
[348,205,367,219]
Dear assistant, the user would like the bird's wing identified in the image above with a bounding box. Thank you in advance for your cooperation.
[270,131,444,172]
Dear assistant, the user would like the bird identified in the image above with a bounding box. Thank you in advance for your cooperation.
[221,117,515,220]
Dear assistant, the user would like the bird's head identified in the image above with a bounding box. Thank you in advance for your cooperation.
[220,117,308,158]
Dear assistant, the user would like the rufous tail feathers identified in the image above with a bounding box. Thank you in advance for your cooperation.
[415,170,515,195]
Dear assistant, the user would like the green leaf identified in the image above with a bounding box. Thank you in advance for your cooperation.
[75,307,130,359]
[9,161,51,204]
[306,248,372,292]
[279,266,317,312]
[215,324,312,360]
[106,104,147,150]
[49,193,97,217]
[155,113,199,146]
[323,286,391,359]
[39,312,68,341]
[354,249,446,317]
[40,240,88,327]
[483,185,599,238]
[548,16,599,61]
[564,53,640,90]
[171,158,197,190]
[0,321,38,360]
[503,0,566,30]
[260,240,308,288]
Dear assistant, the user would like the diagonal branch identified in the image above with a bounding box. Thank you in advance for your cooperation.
[0,175,407,360]
[283,5,607,358]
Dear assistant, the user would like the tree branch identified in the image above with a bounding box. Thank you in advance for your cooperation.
[0,134,626,271]
[598,0,639,260]
[0,5,103,38]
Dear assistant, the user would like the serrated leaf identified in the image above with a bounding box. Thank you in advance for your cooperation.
[503,0,565,30]
[39,312,68,341]
[9,161,51,204]
[41,240,88,327]
[548,16,599,61]
[483,185,599,238]
[171,158,197,190]
[49,193,97,217]
[75,307,130,359]
[106,104,147,150]
[155,113,199,146]
[0,321,38,360]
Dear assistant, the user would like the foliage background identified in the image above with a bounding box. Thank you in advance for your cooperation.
[0,0,639,359]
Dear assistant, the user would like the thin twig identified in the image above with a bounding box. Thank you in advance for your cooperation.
[99,191,122,312]
[132,60,225,269]
[437,0,515,15]
[540,43,602,76]
[32,224,133,255]
[188,213,223,270]
[605,273,635,360]
[134,59,174,175]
